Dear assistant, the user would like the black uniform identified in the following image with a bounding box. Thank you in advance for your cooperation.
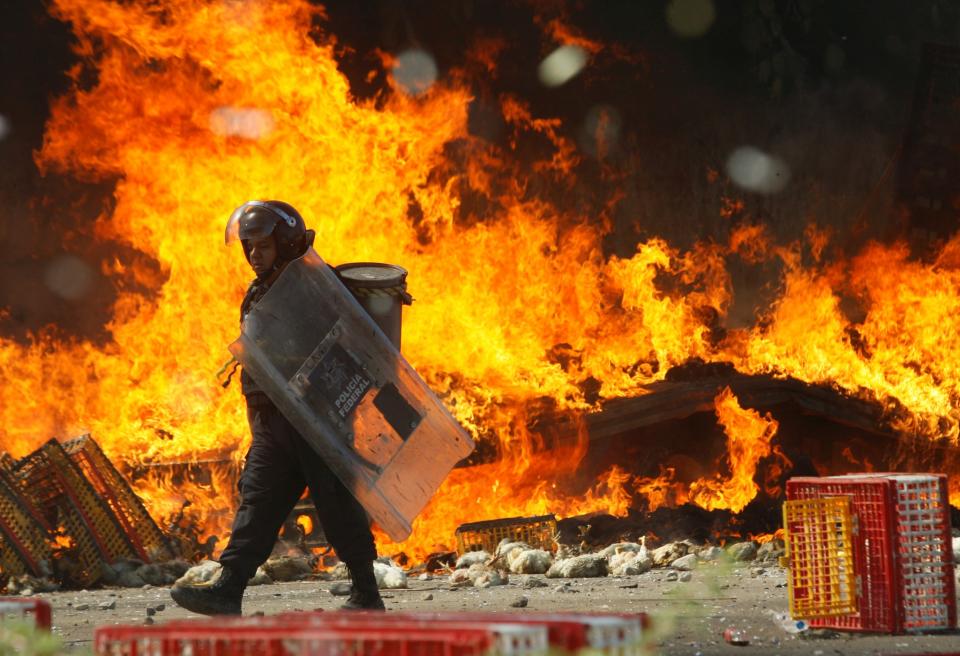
[217,275,377,580]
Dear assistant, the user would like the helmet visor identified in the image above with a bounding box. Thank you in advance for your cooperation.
[225,201,284,245]
[225,204,245,245]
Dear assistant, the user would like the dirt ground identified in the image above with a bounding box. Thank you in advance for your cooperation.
[41,562,960,655]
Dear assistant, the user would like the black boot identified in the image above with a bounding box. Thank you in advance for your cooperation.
[170,564,246,616]
[340,560,385,610]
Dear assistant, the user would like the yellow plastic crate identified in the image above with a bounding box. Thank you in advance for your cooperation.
[455,515,557,555]
[782,496,858,619]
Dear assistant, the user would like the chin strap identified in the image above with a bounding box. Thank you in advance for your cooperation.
[216,356,240,388]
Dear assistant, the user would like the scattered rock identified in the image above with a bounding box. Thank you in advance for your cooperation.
[546,554,607,579]
[510,595,529,608]
[146,607,156,617]
[553,582,578,593]
[329,562,350,580]
[671,554,699,571]
[5,574,59,595]
[757,540,785,563]
[262,556,314,582]
[329,582,352,596]
[455,551,490,569]
[75,604,90,611]
[98,600,116,611]
[117,571,146,588]
[145,616,154,625]
[155,604,165,612]
[374,561,408,589]
[679,572,692,583]
[135,564,169,587]
[652,542,689,567]
[750,568,767,578]
[112,558,145,577]
[248,568,273,586]
[697,546,724,561]
[726,542,758,562]
[421,593,434,601]
[158,560,191,584]
[522,576,549,589]
[665,571,679,582]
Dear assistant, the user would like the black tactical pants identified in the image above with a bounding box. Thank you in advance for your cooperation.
[218,402,377,580]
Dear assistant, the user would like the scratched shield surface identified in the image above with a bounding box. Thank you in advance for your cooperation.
[229,248,475,541]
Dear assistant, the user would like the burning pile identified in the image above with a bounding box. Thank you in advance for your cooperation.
[0,435,177,589]
[0,0,958,568]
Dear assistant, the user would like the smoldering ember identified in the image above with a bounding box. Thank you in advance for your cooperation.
[0,1,959,655]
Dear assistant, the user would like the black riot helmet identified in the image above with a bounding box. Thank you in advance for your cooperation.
[225,200,314,263]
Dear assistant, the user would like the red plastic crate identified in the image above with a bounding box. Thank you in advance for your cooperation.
[868,474,955,631]
[266,611,646,653]
[0,598,52,630]
[786,474,956,634]
[94,616,548,656]
[0,466,53,579]
[787,476,899,632]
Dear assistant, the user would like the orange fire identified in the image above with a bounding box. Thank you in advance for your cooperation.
[0,0,959,562]
[689,387,781,514]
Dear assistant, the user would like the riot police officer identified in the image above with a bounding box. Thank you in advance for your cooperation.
[170,200,384,614]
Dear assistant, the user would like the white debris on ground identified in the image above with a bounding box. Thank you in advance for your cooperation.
[329,562,350,580]
[322,558,407,589]
[697,545,724,561]
[174,555,316,589]
[248,568,272,586]
[546,553,607,578]
[508,549,552,574]
[45,533,788,601]
[102,558,191,588]
[261,555,314,582]
[670,554,699,571]
[454,550,490,569]
[4,574,59,595]
[449,563,509,588]
[173,560,220,586]
[651,541,690,566]
[604,540,653,576]
[493,540,553,574]
[374,560,408,589]
[726,541,758,562]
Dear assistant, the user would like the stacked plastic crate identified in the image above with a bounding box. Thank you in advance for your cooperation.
[9,436,174,586]
[0,464,53,579]
[94,610,649,656]
[61,435,174,563]
[783,473,955,633]
[455,515,558,555]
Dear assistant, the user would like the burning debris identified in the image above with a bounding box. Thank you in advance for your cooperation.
[0,435,176,589]
[0,433,361,593]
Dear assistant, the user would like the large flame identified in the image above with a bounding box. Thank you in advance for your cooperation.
[1,1,959,561]
[689,386,781,514]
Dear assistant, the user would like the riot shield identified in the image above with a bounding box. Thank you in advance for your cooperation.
[228,248,474,541]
